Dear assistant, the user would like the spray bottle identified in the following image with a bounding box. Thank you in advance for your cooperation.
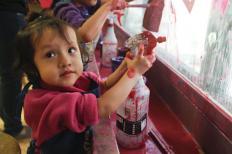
[101,16,118,68]
[116,31,166,149]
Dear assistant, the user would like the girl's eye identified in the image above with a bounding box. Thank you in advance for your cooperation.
[45,51,56,58]
[68,47,77,54]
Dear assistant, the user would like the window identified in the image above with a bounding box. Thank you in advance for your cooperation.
[122,0,232,116]
[122,0,148,35]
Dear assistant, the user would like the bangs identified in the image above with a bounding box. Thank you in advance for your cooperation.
[30,20,72,49]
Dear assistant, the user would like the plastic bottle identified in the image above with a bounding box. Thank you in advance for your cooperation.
[116,31,166,149]
[116,76,150,148]
[101,17,118,68]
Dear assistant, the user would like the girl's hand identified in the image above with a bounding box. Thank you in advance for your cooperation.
[125,44,156,76]
[110,0,128,10]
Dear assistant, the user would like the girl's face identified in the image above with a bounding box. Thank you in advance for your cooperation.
[34,27,83,87]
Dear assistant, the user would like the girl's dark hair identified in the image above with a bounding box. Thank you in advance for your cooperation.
[15,12,89,87]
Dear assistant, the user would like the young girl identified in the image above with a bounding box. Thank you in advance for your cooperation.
[15,14,155,154]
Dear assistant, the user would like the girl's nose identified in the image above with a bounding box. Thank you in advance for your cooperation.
[59,54,71,68]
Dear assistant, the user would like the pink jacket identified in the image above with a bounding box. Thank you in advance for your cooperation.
[24,72,101,146]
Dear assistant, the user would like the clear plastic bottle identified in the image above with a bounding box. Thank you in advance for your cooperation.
[101,18,118,68]
[116,31,165,149]
[116,76,150,149]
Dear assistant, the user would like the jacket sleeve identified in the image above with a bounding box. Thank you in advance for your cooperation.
[24,90,99,137]
[61,92,99,131]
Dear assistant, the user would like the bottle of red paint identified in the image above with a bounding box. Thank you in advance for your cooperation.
[116,76,150,148]
[116,31,165,148]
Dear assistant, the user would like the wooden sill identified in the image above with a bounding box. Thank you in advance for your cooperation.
[146,56,232,154]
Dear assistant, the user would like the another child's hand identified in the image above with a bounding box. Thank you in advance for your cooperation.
[125,44,156,76]
[110,0,128,10]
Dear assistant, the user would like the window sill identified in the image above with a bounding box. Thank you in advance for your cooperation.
[146,56,232,154]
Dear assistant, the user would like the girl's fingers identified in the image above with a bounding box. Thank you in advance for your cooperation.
[111,0,127,10]
[124,2,128,8]
[120,0,128,9]
[127,68,136,78]
[125,52,133,60]
[146,54,156,63]
[147,61,152,68]
[138,43,144,56]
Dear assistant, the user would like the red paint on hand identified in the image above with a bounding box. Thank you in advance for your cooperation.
[127,68,136,78]
[126,52,133,60]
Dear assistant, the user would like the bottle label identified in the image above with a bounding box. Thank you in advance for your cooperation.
[116,113,147,135]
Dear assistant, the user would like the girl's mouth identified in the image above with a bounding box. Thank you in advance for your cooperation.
[60,70,75,77]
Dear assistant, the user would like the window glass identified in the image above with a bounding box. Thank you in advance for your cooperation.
[121,0,148,35]
[122,0,232,116]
